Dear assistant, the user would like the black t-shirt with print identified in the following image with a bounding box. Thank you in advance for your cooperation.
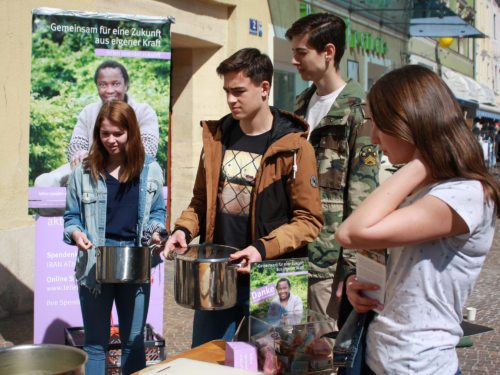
[213,124,270,250]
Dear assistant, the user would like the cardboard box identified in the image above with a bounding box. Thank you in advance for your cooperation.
[225,341,259,372]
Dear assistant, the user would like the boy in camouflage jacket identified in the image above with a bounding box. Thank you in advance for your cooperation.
[286,13,379,324]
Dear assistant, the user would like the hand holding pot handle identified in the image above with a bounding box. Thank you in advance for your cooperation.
[149,233,168,256]
[163,230,188,260]
[229,245,262,274]
[150,232,162,245]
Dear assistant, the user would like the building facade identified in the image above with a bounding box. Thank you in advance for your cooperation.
[475,0,500,119]
[269,0,409,111]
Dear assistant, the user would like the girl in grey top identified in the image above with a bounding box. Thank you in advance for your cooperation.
[335,65,499,375]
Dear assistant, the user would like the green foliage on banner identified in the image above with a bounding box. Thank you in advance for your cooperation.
[29,15,171,185]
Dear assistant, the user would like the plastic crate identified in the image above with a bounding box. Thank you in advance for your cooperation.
[65,324,166,374]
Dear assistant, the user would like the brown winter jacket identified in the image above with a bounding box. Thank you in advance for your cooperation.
[174,107,323,260]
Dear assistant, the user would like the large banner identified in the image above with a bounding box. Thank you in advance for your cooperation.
[30,8,172,194]
[29,8,173,343]
[34,216,167,344]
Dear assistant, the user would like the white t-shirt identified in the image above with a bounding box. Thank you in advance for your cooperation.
[366,179,496,375]
[305,84,346,137]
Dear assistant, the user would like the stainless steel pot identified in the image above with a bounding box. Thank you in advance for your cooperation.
[96,246,151,283]
[173,243,241,310]
[0,344,87,374]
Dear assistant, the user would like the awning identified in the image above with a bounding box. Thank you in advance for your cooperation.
[477,104,500,121]
[441,67,481,103]
[478,84,497,106]
[291,0,486,38]
[409,16,484,38]
[440,67,500,120]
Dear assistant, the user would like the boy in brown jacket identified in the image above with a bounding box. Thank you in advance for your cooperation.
[164,48,323,347]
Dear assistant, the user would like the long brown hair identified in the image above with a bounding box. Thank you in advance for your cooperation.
[84,100,145,182]
[368,65,499,213]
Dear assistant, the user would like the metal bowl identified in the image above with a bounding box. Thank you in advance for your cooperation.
[0,344,87,374]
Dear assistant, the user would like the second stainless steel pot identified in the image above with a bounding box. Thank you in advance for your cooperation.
[96,246,151,283]
[174,243,240,310]
[0,344,87,374]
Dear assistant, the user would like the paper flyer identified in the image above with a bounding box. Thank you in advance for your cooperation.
[355,249,387,313]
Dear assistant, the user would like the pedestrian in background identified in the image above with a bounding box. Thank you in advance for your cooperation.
[335,65,499,374]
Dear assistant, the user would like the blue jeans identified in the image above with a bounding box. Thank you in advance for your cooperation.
[79,239,151,375]
[191,276,249,348]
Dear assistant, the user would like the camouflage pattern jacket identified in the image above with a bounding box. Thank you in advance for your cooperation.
[294,79,379,279]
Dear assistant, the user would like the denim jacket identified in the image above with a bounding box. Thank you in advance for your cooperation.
[63,155,166,292]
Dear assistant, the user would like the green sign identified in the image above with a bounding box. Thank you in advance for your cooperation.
[346,18,388,55]
[298,2,388,55]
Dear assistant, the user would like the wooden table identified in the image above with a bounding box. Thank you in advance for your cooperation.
[134,340,226,374]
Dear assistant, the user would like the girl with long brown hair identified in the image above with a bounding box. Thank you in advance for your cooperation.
[64,100,166,374]
[335,65,499,375]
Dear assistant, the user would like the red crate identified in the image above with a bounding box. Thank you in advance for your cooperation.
[65,324,166,374]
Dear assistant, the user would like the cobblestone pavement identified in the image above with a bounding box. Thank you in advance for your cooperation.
[456,222,500,373]
[1,227,499,374]
[163,260,193,356]
[0,311,32,347]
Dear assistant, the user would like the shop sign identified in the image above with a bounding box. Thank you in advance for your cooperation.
[346,18,388,55]
[297,2,388,55]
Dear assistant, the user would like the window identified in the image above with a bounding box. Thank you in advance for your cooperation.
[367,62,387,90]
[347,60,359,82]
[495,64,499,93]
[273,70,309,112]
[494,14,497,40]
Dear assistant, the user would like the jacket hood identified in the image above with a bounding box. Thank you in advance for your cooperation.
[213,106,309,145]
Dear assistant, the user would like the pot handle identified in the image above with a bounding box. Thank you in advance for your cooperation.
[226,262,244,269]
[149,238,168,256]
